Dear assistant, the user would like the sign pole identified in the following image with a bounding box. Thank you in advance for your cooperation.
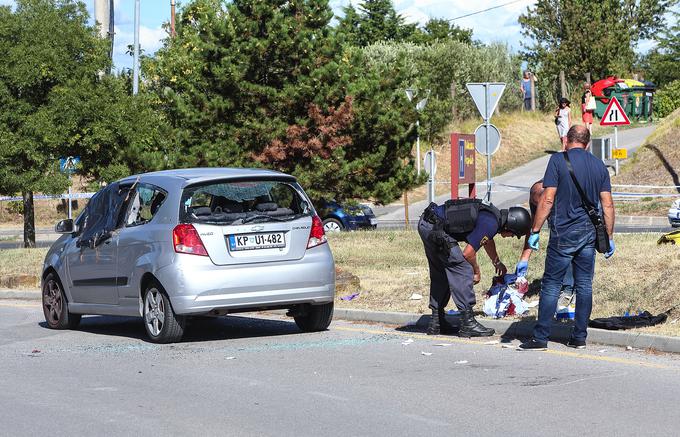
[485,84,492,202]
[67,175,72,220]
[427,149,435,203]
[416,120,421,175]
[614,125,619,175]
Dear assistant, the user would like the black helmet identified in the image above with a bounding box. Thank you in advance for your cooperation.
[502,207,531,238]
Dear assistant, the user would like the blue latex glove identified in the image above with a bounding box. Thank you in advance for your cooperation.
[528,232,540,250]
[515,260,529,277]
[604,239,615,259]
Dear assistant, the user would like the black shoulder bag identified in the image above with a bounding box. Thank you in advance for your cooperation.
[563,152,611,254]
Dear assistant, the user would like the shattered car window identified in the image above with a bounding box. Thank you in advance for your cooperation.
[180,180,311,224]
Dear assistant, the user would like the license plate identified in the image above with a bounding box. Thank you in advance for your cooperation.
[228,232,285,251]
[370,218,378,226]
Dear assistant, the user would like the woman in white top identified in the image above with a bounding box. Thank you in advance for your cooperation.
[555,97,571,150]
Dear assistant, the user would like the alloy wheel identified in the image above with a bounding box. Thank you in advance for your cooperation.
[144,288,166,337]
[43,279,63,325]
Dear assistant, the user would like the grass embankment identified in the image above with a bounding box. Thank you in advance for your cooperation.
[612,108,680,216]
[406,111,563,202]
[329,230,680,336]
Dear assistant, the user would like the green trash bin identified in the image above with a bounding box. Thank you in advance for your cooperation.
[593,81,630,120]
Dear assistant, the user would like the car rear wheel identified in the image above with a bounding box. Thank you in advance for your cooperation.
[323,218,344,233]
[42,272,81,330]
[294,302,334,332]
[143,283,185,343]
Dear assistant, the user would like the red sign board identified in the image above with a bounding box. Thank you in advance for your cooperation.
[450,133,476,199]
[600,96,631,126]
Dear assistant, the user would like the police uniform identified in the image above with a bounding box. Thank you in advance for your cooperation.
[418,204,501,313]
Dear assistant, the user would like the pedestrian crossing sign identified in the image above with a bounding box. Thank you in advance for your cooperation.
[600,97,631,126]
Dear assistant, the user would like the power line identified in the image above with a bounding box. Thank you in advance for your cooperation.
[448,0,528,22]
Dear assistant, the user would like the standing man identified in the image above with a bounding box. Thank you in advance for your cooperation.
[519,126,615,351]
[515,179,574,294]
[418,200,531,337]
[520,71,533,111]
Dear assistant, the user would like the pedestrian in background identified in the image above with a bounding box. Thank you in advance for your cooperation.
[520,71,533,111]
[555,98,571,150]
[519,125,615,351]
[581,83,595,134]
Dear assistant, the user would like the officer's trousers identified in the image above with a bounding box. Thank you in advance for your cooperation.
[417,217,476,312]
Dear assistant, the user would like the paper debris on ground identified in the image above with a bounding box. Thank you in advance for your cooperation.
[598,349,607,353]
[409,293,423,300]
[484,340,499,345]
[526,301,540,308]
[501,343,515,348]
[402,339,414,346]
[434,343,452,347]
[421,351,433,356]
[226,356,236,360]
[626,346,633,351]
[454,360,468,364]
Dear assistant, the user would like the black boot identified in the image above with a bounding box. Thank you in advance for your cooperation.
[459,308,494,337]
[427,309,458,335]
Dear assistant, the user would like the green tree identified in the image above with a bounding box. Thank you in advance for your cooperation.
[147,0,419,204]
[0,0,109,247]
[640,10,680,87]
[336,0,416,47]
[519,0,674,83]
[411,18,473,45]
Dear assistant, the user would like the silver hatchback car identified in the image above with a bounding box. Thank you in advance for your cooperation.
[42,168,336,343]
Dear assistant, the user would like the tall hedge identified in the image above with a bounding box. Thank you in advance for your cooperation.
[359,41,522,141]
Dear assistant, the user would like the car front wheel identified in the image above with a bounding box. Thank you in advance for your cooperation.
[323,218,344,232]
[143,283,185,343]
[294,302,334,332]
[42,272,81,330]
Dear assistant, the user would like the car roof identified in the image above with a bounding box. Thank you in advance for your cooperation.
[119,168,296,188]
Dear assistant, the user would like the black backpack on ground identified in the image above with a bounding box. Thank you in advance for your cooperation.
[443,198,502,240]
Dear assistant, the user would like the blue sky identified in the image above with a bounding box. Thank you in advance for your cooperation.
[0,0,669,71]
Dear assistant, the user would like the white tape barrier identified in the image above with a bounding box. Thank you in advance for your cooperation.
[0,192,96,202]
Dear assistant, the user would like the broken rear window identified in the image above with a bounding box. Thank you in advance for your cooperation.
[180,180,311,225]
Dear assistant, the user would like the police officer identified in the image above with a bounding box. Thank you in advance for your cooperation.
[418,201,531,337]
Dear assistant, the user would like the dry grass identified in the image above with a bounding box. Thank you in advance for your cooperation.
[614,107,680,188]
[615,198,673,216]
[0,248,45,279]
[329,229,680,336]
[405,111,563,202]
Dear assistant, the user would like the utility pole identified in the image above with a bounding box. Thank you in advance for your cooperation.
[94,0,115,66]
[171,0,176,37]
[133,0,140,95]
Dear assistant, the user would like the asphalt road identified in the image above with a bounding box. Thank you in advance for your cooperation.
[2,301,680,436]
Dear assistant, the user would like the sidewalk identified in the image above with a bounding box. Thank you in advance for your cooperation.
[376,125,657,221]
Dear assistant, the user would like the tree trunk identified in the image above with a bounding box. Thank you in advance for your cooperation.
[22,191,36,248]
[585,72,591,85]
[450,81,456,120]
[559,71,567,99]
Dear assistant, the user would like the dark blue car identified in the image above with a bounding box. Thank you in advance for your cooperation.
[317,200,378,232]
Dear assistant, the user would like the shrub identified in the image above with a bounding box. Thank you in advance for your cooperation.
[655,80,680,119]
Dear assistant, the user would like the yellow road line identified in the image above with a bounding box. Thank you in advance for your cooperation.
[334,325,678,371]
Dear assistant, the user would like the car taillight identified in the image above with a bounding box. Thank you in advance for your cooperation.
[307,215,327,249]
[173,224,208,256]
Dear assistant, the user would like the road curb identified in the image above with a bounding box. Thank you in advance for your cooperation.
[333,308,680,354]
[0,288,41,300]
[5,291,678,353]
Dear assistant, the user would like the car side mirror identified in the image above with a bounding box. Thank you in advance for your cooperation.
[55,219,76,234]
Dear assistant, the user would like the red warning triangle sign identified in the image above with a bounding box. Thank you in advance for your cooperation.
[600,96,631,126]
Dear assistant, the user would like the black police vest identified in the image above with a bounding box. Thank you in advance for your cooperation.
[443,198,502,240]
